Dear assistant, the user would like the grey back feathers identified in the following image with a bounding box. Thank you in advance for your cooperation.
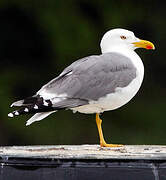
[39,52,136,101]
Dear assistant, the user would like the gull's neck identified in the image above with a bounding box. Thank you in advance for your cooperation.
[101,46,135,58]
[101,46,142,66]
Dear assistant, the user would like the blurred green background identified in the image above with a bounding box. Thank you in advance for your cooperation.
[0,0,165,146]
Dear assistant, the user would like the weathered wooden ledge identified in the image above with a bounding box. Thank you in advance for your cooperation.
[0,145,166,180]
[0,144,166,160]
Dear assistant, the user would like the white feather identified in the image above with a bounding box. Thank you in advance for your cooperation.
[34,104,38,109]
[15,111,19,115]
[43,100,49,106]
[24,108,29,112]
[8,113,14,117]
[26,111,56,126]
[10,100,24,107]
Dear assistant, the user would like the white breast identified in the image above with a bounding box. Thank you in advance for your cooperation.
[71,50,144,114]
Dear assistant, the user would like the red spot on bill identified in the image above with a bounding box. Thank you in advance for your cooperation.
[146,45,153,49]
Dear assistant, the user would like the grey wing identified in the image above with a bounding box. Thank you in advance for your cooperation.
[37,52,136,108]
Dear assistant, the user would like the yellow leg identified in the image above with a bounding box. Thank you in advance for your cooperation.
[96,113,123,147]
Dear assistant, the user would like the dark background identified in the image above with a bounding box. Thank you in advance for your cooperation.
[0,0,165,146]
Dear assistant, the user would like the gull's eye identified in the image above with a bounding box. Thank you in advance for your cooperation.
[120,35,127,40]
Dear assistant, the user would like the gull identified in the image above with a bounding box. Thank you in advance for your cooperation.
[8,28,155,147]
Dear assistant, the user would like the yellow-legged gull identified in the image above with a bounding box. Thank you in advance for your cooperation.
[8,28,155,147]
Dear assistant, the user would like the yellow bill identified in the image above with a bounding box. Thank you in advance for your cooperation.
[133,40,155,50]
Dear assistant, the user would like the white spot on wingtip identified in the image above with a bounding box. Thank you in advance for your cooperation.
[43,100,49,106]
[14,111,19,116]
[24,108,29,112]
[8,113,14,117]
[34,105,38,109]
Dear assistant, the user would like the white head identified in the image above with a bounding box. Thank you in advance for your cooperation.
[100,28,155,53]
